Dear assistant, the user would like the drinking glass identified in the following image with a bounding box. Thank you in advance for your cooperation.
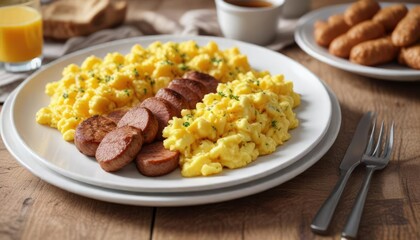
[0,0,43,73]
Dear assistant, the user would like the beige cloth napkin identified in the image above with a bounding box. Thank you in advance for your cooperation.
[0,9,297,102]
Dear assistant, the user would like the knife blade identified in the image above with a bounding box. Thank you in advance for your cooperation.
[339,112,374,171]
[311,111,374,234]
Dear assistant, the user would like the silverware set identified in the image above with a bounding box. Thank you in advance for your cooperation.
[311,112,395,238]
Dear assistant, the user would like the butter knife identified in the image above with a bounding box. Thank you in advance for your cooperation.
[311,111,374,233]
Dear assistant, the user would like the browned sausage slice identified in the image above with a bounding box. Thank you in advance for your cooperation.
[140,97,178,140]
[117,107,158,144]
[170,78,207,100]
[74,115,116,156]
[167,82,201,109]
[95,126,143,172]
[155,88,189,113]
[104,109,128,124]
[135,141,179,177]
[183,71,219,93]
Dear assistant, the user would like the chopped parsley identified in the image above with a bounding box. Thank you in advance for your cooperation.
[161,60,174,66]
[271,120,277,128]
[229,94,239,101]
[218,91,226,97]
[133,68,139,77]
[183,122,190,127]
[63,93,69,99]
[88,71,95,78]
[104,75,113,82]
[179,64,189,71]
[211,57,223,64]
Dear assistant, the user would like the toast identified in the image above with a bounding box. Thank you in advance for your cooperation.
[42,0,127,40]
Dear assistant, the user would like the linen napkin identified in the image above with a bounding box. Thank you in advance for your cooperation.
[0,9,298,103]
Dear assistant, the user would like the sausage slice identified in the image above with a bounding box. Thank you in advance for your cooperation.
[117,107,158,144]
[155,88,189,113]
[140,97,178,140]
[74,115,116,156]
[167,82,201,109]
[95,126,143,172]
[104,109,128,124]
[135,141,179,177]
[170,78,208,99]
[183,71,219,93]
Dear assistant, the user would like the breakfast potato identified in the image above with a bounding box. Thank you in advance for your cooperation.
[391,10,420,47]
[344,0,380,26]
[350,37,399,66]
[314,14,351,47]
[329,20,385,58]
[398,43,420,69]
[372,4,408,32]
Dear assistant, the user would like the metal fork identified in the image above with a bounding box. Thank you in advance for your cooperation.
[342,119,395,238]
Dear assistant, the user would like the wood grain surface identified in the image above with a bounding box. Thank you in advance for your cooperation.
[1,0,420,239]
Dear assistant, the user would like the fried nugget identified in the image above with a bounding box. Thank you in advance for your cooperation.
[329,20,385,58]
[344,0,381,26]
[391,10,420,47]
[372,4,408,32]
[314,14,351,47]
[410,6,420,16]
[350,37,399,66]
[398,43,420,69]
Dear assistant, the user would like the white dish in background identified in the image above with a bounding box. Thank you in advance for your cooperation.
[9,35,331,193]
[0,85,341,206]
[295,3,420,81]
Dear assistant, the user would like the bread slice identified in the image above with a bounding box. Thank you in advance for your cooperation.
[42,0,127,40]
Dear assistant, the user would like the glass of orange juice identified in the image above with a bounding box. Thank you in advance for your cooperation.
[0,0,43,73]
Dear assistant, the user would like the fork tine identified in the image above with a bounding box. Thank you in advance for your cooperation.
[365,115,377,155]
[372,121,384,157]
[382,122,395,160]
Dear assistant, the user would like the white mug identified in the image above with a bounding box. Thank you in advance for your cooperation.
[282,0,310,18]
[215,0,284,45]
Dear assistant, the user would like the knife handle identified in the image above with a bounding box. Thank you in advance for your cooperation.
[342,167,375,238]
[311,167,355,233]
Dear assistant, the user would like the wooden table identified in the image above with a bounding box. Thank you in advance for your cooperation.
[1,0,420,239]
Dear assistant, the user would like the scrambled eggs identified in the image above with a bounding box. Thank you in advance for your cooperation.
[36,41,251,141]
[163,71,300,177]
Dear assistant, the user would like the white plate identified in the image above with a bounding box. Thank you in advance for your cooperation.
[9,35,332,193]
[295,3,420,81]
[0,86,341,206]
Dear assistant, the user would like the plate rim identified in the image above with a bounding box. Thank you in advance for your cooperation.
[9,35,332,193]
[295,2,420,81]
